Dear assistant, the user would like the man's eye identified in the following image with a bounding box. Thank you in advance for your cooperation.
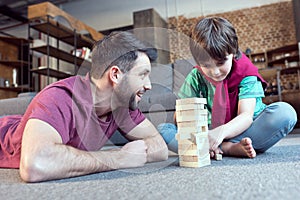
[141,73,147,78]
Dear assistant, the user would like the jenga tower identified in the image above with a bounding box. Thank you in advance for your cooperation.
[175,97,211,168]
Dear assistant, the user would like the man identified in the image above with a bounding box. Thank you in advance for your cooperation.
[0,31,168,182]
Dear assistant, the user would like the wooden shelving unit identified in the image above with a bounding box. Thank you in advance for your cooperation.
[0,86,31,93]
[31,45,88,67]
[30,67,71,79]
[0,36,31,99]
[29,17,93,88]
[27,2,103,91]
[260,43,300,127]
[267,44,299,67]
[248,51,267,69]
[29,19,94,49]
[0,60,29,68]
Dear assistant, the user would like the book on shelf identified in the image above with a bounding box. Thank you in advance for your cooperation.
[71,47,91,61]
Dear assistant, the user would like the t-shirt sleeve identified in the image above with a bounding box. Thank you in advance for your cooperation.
[27,88,72,144]
[115,108,146,135]
[178,68,202,99]
[239,76,265,99]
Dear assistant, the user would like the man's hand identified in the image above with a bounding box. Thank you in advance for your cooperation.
[125,119,168,162]
[118,140,147,168]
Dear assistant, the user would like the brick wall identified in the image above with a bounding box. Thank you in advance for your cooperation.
[168,1,297,62]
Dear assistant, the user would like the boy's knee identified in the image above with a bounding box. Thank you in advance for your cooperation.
[157,123,177,143]
[157,123,178,153]
[268,102,297,126]
[279,102,297,126]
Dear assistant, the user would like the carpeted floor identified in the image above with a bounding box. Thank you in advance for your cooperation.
[1,130,300,200]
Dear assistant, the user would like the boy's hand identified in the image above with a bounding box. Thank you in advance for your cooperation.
[208,126,225,151]
[209,147,223,158]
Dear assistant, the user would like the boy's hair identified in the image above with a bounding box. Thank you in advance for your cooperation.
[91,31,157,79]
[189,16,241,65]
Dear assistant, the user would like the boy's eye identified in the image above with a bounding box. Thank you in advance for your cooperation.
[216,61,225,66]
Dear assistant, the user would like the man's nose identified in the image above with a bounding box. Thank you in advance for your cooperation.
[144,77,152,90]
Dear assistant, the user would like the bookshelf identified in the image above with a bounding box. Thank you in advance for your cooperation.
[27,2,103,91]
[28,16,93,90]
[260,43,300,127]
[0,36,31,99]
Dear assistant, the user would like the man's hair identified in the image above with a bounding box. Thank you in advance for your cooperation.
[90,31,157,79]
[189,16,241,65]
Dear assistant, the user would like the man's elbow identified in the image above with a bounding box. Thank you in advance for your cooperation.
[160,143,169,161]
[19,156,48,183]
[155,143,169,161]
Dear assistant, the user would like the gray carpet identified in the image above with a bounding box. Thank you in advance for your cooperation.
[1,131,300,200]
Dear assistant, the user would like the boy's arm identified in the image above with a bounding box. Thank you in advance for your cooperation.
[125,118,168,163]
[20,119,147,183]
[209,98,256,151]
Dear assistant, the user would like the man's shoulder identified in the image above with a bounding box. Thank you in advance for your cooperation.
[40,75,90,97]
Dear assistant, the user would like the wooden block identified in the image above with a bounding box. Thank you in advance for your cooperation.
[176,109,208,122]
[179,156,211,168]
[178,141,197,151]
[177,120,208,127]
[178,149,211,158]
[176,104,205,111]
[176,132,193,140]
[176,97,207,105]
[179,155,199,162]
[177,125,208,134]
[178,143,198,150]
[192,133,209,145]
[177,139,194,145]
[191,132,208,144]
[193,134,210,158]
[176,132,207,140]
[177,120,208,128]
[178,149,198,156]
[214,153,222,161]
[176,109,207,116]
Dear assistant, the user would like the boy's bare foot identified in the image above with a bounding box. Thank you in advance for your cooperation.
[222,137,256,158]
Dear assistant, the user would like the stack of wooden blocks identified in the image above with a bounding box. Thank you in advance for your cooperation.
[175,97,211,168]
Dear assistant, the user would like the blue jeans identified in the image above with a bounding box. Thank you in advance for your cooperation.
[157,102,297,153]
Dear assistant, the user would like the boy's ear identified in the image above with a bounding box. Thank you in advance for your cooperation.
[109,66,122,84]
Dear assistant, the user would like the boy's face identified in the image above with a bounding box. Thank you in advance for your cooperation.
[113,52,152,110]
[200,54,233,82]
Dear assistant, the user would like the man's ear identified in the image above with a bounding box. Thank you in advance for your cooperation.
[109,66,122,84]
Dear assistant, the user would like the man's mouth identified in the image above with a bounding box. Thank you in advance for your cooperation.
[136,92,143,98]
[136,90,146,100]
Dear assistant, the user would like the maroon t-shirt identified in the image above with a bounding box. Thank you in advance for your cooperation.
[0,74,145,168]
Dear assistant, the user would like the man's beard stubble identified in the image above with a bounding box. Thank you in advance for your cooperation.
[112,77,139,111]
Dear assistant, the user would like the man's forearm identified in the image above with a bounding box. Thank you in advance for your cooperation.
[20,144,120,182]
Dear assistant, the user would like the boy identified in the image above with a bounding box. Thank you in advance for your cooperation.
[158,17,297,158]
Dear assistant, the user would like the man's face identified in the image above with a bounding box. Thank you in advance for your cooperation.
[113,52,152,110]
[200,54,233,82]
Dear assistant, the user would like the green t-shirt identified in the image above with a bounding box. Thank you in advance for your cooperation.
[178,68,266,125]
